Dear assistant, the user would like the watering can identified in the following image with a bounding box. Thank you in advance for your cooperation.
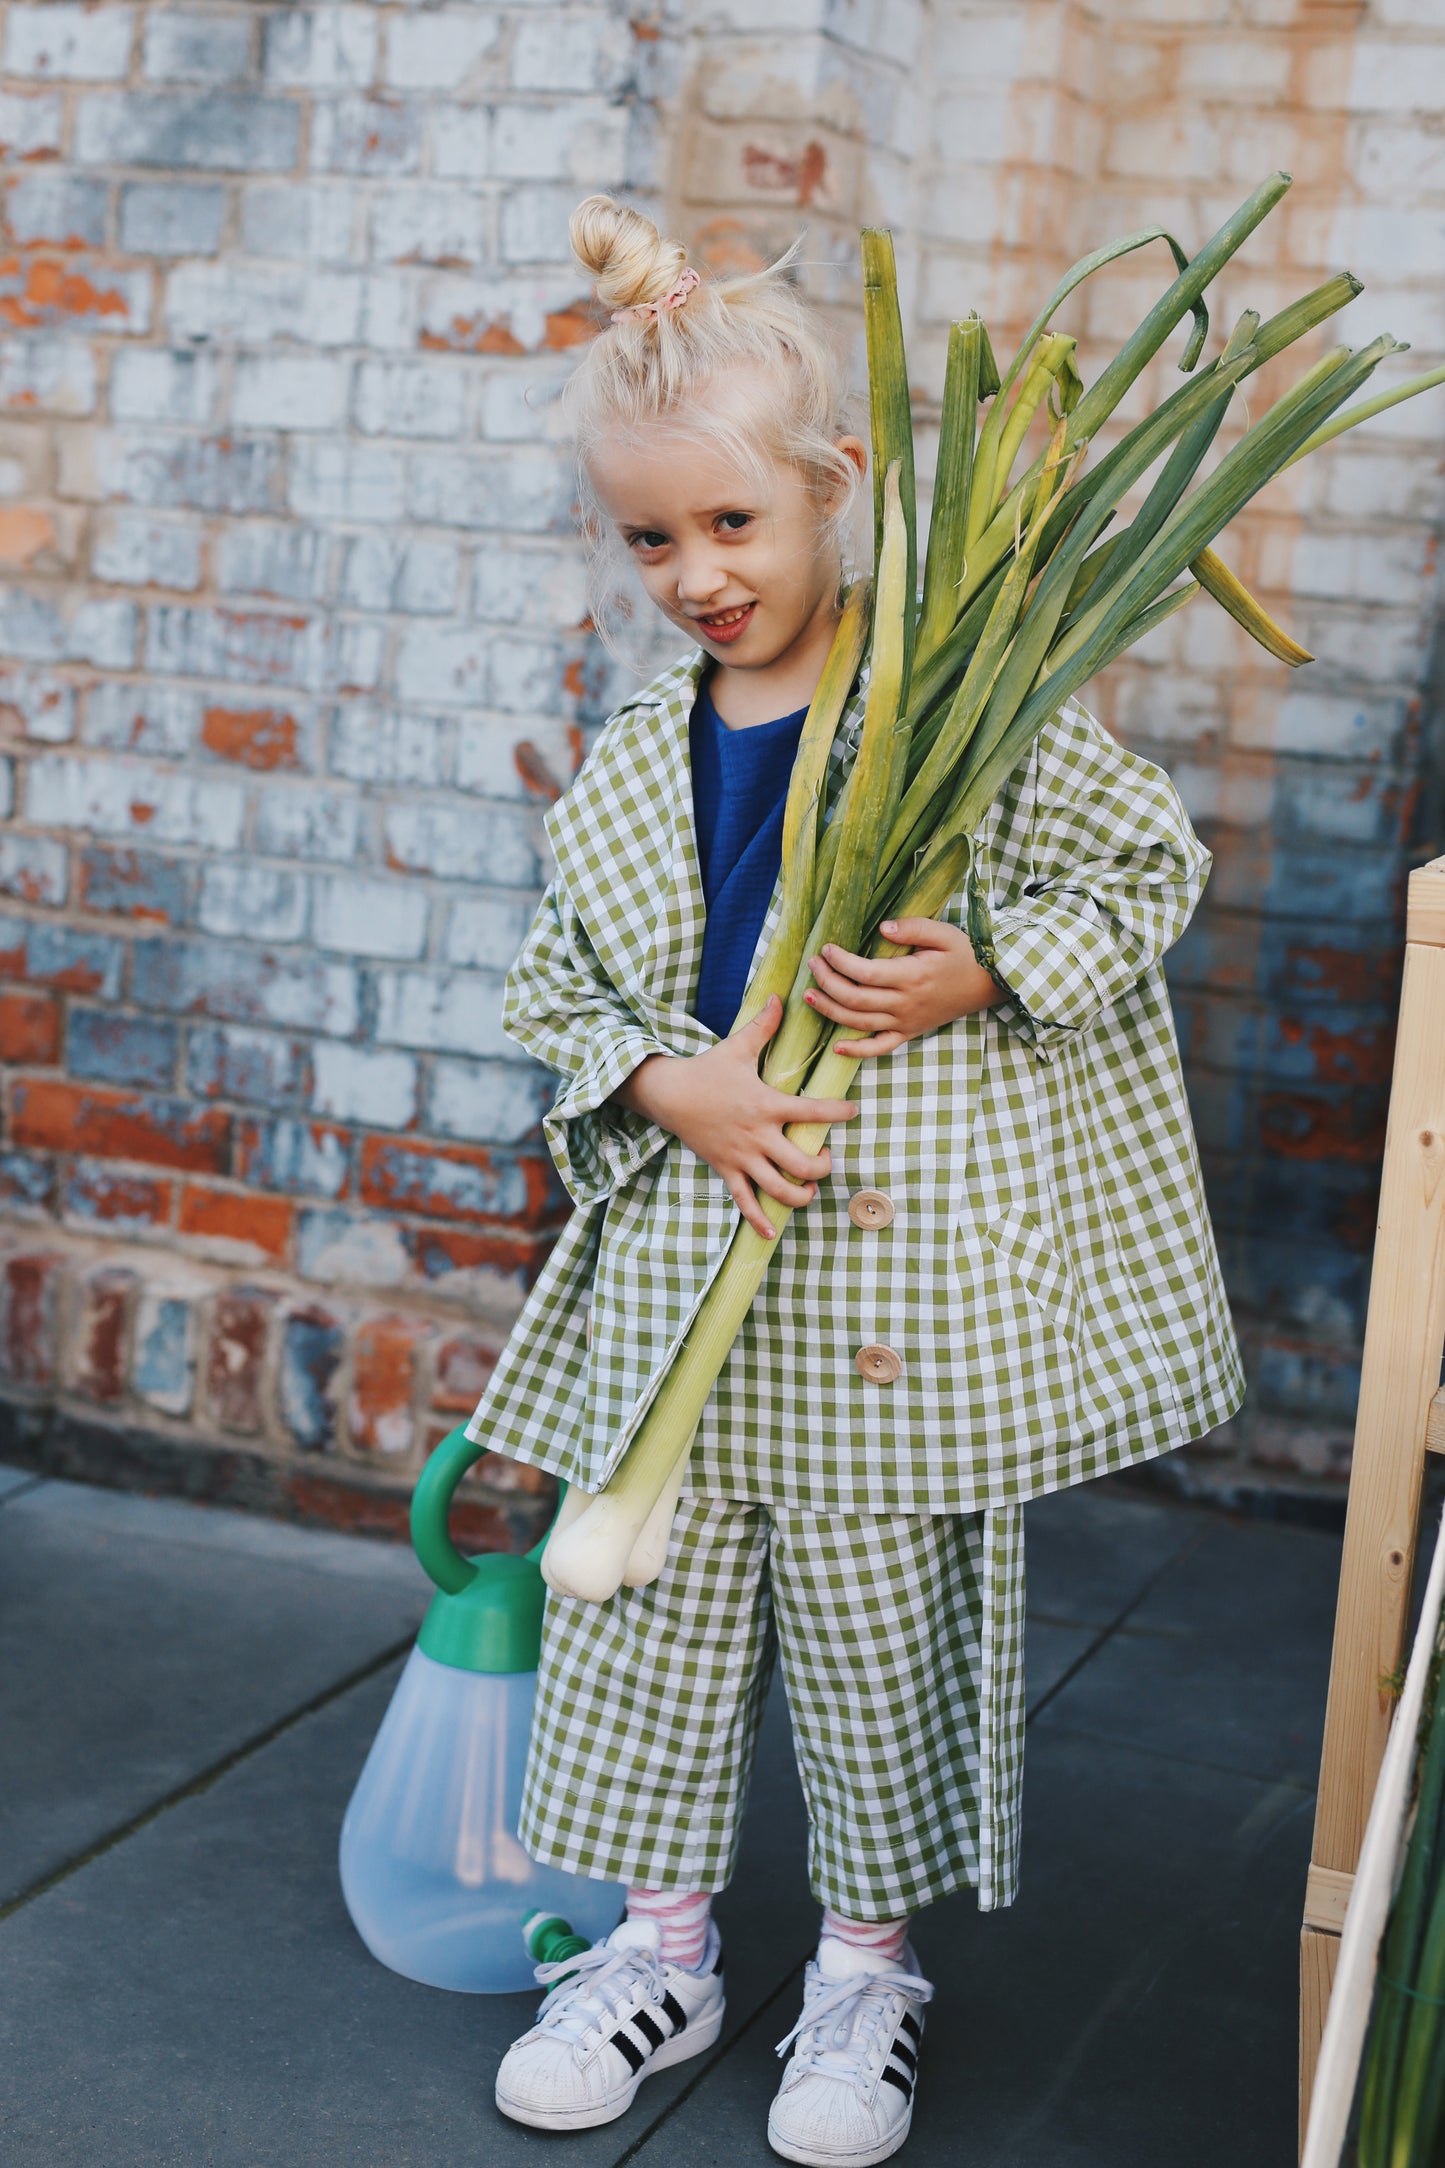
[339,1425,623,1993]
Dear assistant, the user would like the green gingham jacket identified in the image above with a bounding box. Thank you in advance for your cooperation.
[466,650,1245,1512]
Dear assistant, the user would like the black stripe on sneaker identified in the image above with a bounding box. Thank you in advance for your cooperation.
[610,2029,645,2074]
[880,2066,913,2099]
[631,2009,665,2052]
[900,2010,922,2048]
[659,1991,687,2033]
[891,2039,918,2079]
[712,1947,725,1976]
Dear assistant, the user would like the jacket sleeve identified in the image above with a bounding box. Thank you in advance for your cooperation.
[971,703,1209,1059]
[502,872,673,1206]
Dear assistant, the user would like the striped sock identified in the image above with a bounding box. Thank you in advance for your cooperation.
[820,1908,910,1966]
[625,1887,713,1971]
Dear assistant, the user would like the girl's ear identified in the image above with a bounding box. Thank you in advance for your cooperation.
[835,434,868,486]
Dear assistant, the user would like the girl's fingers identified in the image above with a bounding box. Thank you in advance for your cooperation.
[727,1176,777,1241]
[835,1029,907,1058]
[806,961,897,1014]
[773,1141,830,1183]
[879,917,958,950]
[752,1164,817,1210]
[814,944,914,987]
[784,1094,858,1124]
[806,988,900,1031]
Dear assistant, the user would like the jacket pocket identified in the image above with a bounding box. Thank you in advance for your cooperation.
[984,1204,1084,1349]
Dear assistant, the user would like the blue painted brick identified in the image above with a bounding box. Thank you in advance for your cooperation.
[69,1006,179,1090]
[0,1151,53,1212]
[0,912,124,999]
[133,1291,196,1416]
[79,844,195,927]
[237,1116,351,1199]
[186,1024,306,1106]
[278,1304,344,1452]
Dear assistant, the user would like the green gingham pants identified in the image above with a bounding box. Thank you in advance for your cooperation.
[520,1496,1026,1919]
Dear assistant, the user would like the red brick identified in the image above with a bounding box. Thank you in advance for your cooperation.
[348,1311,432,1458]
[72,1265,136,1404]
[179,1182,293,1262]
[0,1249,63,1390]
[408,1222,556,1286]
[431,1333,498,1413]
[201,705,302,771]
[0,988,59,1063]
[0,505,54,566]
[205,1286,276,1434]
[359,1134,551,1226]
[10,1079,229,1173]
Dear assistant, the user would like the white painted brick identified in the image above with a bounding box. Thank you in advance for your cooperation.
[429,1057,550,1145]
[1291,529,1435,608]
[1351,42,1445,115]
[0,829,67,901]
[255,781,361,863]
[477,365,567,443]
[328,618,384,694]
[373,966,509,1056]
[329,703,451,786]
[0,89,64,158]
[6,4,134,81]
[26,752,245,849]
[200,863,309,942]
[288,439,407,523]
[510,12,629,94]
[488,98,627,182]
[309,94,422,176]
[233,355,351,433]
[216,522,331,603]
[430,105,492,181]
[369,187,489,269]
[0,759,13,821]
[311,1040,418,1129]
[0,338,97,418]
[75,89,301,171]
[407,448,573,532]
[165,262,363,347]
[383,800,539,886]
[340,534,459,614]
[109,348,220,425]
[473,539,586,626]
[0,669,75,743]
[488,634,562,714]
[296,1209,409,1288]
[383,11,500,90]
[394,624,489,705]
[263,7,377,88]
[443,889,536,970]
[353,358,466,439]
[143,10,252,83]
[455,714,576,800]
[4,171,107,247]
[92,510,204,591]
[1351,123,1445,201]
[359,272,418,352]
[145,604,325,688]
[499,185,574,264]
[84,679,199,756]
[118,181,226,255]
[69,598,140,668]
[241,182,359,264]
[314,872,429,957]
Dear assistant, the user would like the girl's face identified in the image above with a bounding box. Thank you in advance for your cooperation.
[588,394,865,695]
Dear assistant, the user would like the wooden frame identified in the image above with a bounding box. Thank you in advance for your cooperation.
[1299,852,1445,2150]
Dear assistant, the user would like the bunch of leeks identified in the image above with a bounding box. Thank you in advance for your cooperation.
[542,169,1445,1604]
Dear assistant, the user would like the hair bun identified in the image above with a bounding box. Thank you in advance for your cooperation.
[570,193,690,316]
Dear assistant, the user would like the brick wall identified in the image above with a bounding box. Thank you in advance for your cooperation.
[0,0,1442,1527]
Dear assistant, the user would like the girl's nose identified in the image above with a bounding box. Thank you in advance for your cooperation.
[675,549,727,606]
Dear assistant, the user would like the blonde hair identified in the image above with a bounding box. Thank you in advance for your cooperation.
[565,194,864,660]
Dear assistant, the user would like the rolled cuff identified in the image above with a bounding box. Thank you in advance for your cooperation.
[542,1027,674,1205]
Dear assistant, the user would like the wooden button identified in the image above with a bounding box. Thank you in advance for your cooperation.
[855,1343,902,1384]
[848,1188,895,1230]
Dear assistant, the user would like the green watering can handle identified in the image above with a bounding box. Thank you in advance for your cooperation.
[410,1423,557,1596]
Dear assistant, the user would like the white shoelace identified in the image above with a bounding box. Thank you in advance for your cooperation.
[774,1966,933,2078]
[517,1942,670,2051]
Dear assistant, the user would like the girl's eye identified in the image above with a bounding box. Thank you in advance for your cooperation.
[718,512,751,533]
[628,531,669,554]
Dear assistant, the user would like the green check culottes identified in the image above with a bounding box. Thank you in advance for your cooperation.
[519,1496,1027,1919]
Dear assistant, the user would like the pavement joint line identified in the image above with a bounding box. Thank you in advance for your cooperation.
[1030,1716,1319,1796]
[0,1474,45,1513]
[0,1633,415,1926]
[1024,1520,1213,1729]
[605,1951,812,2165]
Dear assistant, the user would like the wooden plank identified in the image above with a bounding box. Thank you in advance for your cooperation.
[1406,855,1445,947]
[1309,940,1445,1879]
[1300,1924,1342,2160]
[1303,1863,1354,1934]
[1427,1386,1445,1457]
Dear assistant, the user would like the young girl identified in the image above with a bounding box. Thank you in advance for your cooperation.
[470,195,1244,2165]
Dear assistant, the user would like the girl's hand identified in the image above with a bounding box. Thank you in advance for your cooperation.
[614,995,858,1241]
[803,917,1005,1057]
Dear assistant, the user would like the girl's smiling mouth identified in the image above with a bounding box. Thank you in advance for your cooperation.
[695,601,757,644]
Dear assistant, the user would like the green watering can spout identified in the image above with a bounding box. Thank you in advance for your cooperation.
[409,1423,558,1675]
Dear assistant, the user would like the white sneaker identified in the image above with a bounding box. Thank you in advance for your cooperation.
[768,1936,933,2167]
[495,1916,725,2131]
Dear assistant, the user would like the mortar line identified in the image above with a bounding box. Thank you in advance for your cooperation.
[0,1632,415,1924]
[0,1474,44,1513]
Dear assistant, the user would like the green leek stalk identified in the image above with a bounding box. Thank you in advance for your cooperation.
[535,176,1445,1609]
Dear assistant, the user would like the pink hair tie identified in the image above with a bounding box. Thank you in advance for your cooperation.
[610,266,699,325]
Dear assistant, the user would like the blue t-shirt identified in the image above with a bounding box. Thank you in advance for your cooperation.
[688,677,806,1039]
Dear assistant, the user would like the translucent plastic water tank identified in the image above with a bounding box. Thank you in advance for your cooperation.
[340,1646,623,1994]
